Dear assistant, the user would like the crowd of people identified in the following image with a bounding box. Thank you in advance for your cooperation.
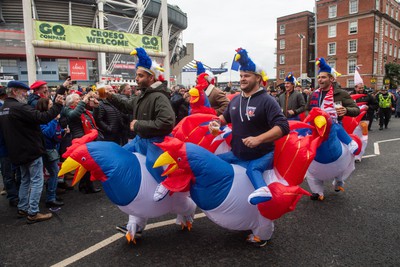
[1,47,399,248]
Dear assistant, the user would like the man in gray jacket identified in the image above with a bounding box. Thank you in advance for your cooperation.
[278,72,305,121]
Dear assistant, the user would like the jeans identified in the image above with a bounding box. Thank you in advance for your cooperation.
[123,136,165,183]
[0,156,19,201]
[43,157,59,202]
[217,151,274,189]
[18,157,44,215]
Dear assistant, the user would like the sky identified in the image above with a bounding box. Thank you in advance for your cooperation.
[168,0,316,84]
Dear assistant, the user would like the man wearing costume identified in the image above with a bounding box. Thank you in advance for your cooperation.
[210,48,289,205]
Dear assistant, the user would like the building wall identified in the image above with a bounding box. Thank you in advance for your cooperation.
[276,11,315,85]
[316,0,400,89]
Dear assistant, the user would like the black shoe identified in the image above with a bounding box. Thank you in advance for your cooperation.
[87,188,101,194]
[368,128,372,131]
[58,181,74,191]
[56,196,63,202]
[17,209,28,218]
[9,198,19,207]
[46,200,64,208]
[385,125,388,129]
[379,127,383,130]
[116,225,128,234]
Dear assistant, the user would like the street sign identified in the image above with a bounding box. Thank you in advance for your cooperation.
[370,77,376,84]
[384,78,390,85]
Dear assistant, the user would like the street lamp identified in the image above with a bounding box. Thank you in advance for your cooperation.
[298,34,305,79]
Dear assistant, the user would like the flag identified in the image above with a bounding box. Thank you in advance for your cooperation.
[231,55,240,71]
[354,66,363,85]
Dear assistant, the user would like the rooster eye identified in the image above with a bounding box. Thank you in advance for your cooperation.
[81,157,86,161]
[177,157,182,162]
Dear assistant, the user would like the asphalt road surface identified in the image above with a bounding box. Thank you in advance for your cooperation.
[1,118,400,266]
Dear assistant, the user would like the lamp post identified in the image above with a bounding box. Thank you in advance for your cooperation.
[298,34,305,79]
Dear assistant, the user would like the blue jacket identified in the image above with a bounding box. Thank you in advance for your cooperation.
[40,119,63,150]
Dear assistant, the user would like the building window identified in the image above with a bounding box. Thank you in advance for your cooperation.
[386,3,389,14]
[279,39,285,49]
[391,7,394,18]
[374,38,379,52]
[329,5,337,18]
[396,10,399,21]
[376,0,380,10]
[389,44,393,56]
[328,42,336,55]
[347,79,355,88]
[349,21,358,34]
[394,46,397,58]
[385,23,388,36]
[384,41,388,54]
[327,61,336,69]
[348,40,357,53]
[279,69,285,79]
[373,59,377,73]
[328,25,337,38]
[390,26,393,39]
[348,59,357,74]
[395,30,398,41]
[279,54,285,64]
[375,19,379,33]
[280,25,285,35]
[349,0,358,14]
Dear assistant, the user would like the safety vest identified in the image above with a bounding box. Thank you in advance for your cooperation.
[378,94,391,108]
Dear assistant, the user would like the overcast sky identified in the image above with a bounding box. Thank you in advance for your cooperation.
[168,0,315,84]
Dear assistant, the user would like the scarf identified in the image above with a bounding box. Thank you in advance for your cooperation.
[309,85,338,122]
[70,105,98,135]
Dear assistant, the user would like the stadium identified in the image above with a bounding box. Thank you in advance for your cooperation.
[0,0,192,86]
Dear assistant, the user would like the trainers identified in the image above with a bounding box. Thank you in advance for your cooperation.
[246,234,269,248]
[153,183,169,202]
[334,181,345,192]
[310,193,325,201]
[0,188,6,195]
[27,212,53,224]
[17,210,28,218]
[248,186,272,205]
[355,158,361,163]
[45,200,64,208]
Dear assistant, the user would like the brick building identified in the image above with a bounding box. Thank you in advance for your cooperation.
[276,11,316,86]
[276,0,400,90]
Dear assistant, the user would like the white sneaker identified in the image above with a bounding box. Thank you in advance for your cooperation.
[153,183,169,202]
[248,186,272,205]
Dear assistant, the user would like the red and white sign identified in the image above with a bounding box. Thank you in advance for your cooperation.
[69,60,87,80]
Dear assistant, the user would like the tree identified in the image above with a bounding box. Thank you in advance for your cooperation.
[384,63,400,89]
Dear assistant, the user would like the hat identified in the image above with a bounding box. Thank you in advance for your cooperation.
[270,88,277,93]
[234,48,268,86]
[284,72,296,84]
[69,90,82,96]
[7,81,30,90]
[30,80,47,90]
[354,66,363,85]
[130,47,165,82]
[316,57,341,78]
[195,61,215,84]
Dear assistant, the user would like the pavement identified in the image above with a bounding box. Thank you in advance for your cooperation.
[1,118,400,266]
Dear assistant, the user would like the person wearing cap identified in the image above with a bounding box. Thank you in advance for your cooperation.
[195,61,229,116]
[306,58,360,122]
[28,80,49,107]
[278,72,306,121]
[376,87,395,130]
[212,49,289,204]
[0,81,65,224]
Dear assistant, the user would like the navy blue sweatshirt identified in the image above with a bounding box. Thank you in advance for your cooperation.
[223,89,289,161]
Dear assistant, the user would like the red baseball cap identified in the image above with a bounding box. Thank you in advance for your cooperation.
[30,80,47,90]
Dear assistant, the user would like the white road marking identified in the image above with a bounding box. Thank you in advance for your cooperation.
[51,213,206,267]
[364,138,400,158]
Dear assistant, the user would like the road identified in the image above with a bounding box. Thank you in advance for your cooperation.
[1,118,400,266]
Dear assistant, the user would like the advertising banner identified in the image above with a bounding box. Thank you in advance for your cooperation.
[34,20,162,52]
[69,59,87,80]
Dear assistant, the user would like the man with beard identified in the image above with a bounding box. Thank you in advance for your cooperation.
[0,81,64,223]
[209,48,289,206]
[278,72,306,120]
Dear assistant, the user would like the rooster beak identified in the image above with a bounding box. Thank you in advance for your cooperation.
[130,49,137,56]
[153,151,178,176]
[188,88,199,103]
[234,54,241,61]
[314,115,327,136]
[58,157,87,186]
